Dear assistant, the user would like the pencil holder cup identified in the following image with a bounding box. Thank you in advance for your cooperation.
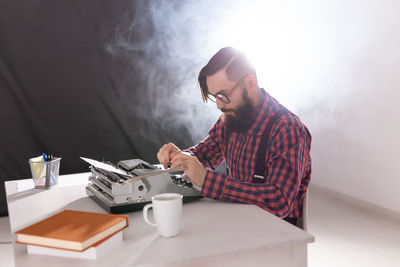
[29,157,61,188]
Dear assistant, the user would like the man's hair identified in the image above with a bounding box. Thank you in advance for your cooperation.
[198,47,256,103]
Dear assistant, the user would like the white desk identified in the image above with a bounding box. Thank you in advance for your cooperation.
[5,173,314,267]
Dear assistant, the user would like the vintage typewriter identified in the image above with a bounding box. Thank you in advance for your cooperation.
[84,158,202,214]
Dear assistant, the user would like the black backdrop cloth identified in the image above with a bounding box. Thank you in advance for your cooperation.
[0,0,214,216]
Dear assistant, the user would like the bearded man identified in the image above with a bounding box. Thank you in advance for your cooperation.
[157,47,311,226]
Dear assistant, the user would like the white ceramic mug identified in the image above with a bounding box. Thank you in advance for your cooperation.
[143,193,183,238]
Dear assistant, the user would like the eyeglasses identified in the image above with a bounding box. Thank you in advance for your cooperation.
[206,76,246,104]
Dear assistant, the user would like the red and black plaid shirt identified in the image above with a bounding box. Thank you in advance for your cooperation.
[187,89,311,218]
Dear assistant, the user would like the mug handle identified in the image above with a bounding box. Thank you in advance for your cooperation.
[143,204,157,226]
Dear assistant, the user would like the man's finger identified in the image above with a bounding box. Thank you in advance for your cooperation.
[171,157,189,168]
[163,151,173,168]
[170,151,182,162]
[170,159,180,169]
[160,157,167,169]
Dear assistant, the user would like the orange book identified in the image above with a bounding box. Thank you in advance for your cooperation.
[15,210,129,252]
[26,231,123,259]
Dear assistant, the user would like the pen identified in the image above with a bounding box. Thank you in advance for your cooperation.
[42,153,56,186]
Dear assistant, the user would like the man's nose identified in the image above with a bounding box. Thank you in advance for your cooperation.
[216,99,225,110]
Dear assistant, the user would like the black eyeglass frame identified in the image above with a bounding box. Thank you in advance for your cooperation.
[206,76,247,104]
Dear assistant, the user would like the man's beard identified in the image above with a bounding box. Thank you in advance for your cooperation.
[222,90,257,133]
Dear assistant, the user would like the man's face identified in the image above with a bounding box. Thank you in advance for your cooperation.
[206,70,257,132]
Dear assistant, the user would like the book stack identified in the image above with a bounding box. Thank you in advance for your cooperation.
[14,210,129,259]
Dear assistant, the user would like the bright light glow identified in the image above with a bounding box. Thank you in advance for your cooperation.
[209,1,292,106]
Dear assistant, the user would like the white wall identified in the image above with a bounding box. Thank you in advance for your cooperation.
[287,0,400,212]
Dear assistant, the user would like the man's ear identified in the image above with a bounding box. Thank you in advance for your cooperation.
[245,74,258,91]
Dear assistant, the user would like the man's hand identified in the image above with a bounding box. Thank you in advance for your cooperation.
[157,143,181,169]
[170,152,206,187]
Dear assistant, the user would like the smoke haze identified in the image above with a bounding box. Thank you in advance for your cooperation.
[103,0,227,144]
[101,0,295,145]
